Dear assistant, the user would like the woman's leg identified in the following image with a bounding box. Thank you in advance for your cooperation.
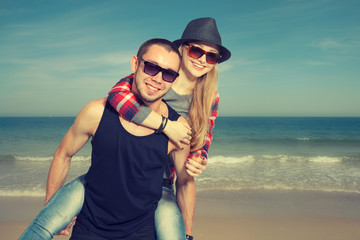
[19,175,86,240]
[154,187,186,240]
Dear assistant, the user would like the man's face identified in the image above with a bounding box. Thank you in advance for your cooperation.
[131,45,180,104]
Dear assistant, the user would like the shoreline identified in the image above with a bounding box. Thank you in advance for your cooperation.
[2,189,360,240]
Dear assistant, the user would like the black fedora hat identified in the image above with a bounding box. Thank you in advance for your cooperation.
[173,17,231,63]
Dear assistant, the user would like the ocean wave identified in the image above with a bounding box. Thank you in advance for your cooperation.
[196,185,360,194]
[237,137,360,145]
[195,178,360,194]
[294,137,352,142]
[13,155,91,162]
[209,155,255,164]
[3,154,351,164]
[15,156,53,162]
[308,156,342,163]
[208,155,349,164]
[296,137,311,141]
[2,179,359,197]
[0,189,45,197]
[261,155,305,162]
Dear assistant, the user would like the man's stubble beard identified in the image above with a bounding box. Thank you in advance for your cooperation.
[134,77,167,103]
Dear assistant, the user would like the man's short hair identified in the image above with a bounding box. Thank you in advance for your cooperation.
[137,38,181,64]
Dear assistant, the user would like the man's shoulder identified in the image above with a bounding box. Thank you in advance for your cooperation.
[76,98,107,126]
[165,101,186,123]
[83,97,107,111]
[82,97,105,112]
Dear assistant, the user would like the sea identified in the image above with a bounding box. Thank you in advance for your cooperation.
[0,117,360,197]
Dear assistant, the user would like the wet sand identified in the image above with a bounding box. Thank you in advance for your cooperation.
[2,190,360,240]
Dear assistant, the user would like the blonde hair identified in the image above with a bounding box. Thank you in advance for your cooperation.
[188,63,219,152]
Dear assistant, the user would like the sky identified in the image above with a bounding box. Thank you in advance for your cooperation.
[0,0,359,117]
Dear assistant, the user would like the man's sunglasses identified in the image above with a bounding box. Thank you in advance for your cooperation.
[138,57,179,83]
[187,44,221,64]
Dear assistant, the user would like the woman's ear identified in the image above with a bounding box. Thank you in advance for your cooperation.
[131,56,138,73]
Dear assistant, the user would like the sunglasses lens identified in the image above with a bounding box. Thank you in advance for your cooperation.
[162,70,178,82]
[144,62,160,76]
[143,60,178,82]
[188,46,204,59]
[206,53,219,64]
[188,45,219,64]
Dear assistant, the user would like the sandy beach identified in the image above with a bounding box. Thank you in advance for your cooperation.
[1,190,360,240]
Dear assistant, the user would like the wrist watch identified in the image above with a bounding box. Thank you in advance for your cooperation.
[186,234,193,240]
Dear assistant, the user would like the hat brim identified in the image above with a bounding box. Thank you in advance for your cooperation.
[173,38,231,63]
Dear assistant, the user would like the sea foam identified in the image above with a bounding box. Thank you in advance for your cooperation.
[14,155,91,162]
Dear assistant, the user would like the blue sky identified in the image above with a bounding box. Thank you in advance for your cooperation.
[1,0,359,117]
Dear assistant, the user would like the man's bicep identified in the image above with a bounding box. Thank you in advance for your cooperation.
[60,125,89,157]
[58,101,100,158]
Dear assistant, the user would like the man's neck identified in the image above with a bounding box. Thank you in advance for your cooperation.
[144,100,168,117]
[119,99,168,136]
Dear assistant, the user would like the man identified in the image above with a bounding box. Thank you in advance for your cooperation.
[46,38,195,239]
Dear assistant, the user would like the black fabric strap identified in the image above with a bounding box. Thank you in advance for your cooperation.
[155,115,168,133]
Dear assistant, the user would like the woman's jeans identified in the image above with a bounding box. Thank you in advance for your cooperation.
[19,175,86,240]
[155,187,186,240]
[18,176,186,240]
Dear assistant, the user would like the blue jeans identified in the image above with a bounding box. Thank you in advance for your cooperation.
[155,187,186,240]
[19,176,185,240]
[19,175,86,240]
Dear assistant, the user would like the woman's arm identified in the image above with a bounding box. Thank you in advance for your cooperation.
[107,74,148,122]
[108,75,191,147]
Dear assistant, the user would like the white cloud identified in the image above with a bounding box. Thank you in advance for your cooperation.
[312,39,344,50]
[1,50,132,71]
[304,61,333,66]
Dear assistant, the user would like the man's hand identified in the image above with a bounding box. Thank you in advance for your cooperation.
[185,150,208,177]
[56,217,76,236]
[164,119,192,149]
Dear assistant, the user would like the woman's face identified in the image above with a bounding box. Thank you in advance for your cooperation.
[181,41,219,78]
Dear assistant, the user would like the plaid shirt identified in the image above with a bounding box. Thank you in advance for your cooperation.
[108,74,219,162]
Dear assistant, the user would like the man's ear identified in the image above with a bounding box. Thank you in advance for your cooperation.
[131,56,138,73]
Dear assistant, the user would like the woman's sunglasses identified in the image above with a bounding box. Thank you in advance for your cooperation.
[187,44,221,64]
[138,57,179,83]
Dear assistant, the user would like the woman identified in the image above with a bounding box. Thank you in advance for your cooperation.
[19,17,231,240]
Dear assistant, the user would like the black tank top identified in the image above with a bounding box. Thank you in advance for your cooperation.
[77,101,180,238]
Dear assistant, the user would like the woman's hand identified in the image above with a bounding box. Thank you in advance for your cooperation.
[164,119,192,149]
[56,217,77,236]
[185,150,208,177]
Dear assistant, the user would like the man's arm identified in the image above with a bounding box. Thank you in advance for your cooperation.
[171,117,196,236]
[45,98,104,204]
